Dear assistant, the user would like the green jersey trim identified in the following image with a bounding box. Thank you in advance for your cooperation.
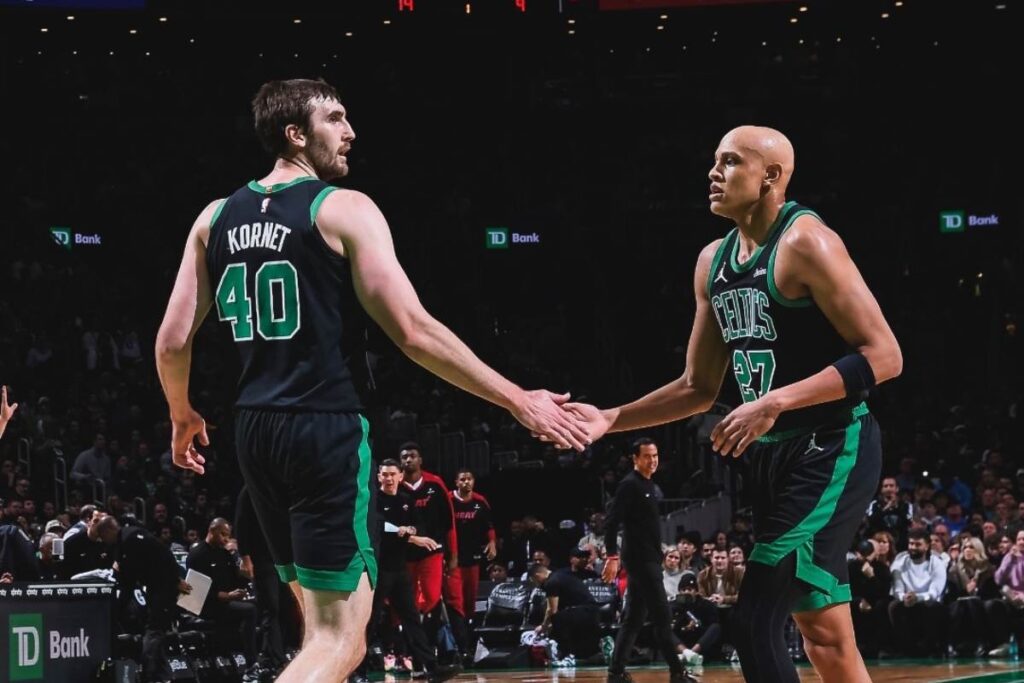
[247,176,317,195]
[310,186,338,226]
[705,231,735,298]
[209,198,228,230]
[729,201,796,273]
[766,208,823,308]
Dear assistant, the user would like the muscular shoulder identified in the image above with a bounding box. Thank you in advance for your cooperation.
[779,213,847,264]
[194,198,226,247]
[694,237,725,294]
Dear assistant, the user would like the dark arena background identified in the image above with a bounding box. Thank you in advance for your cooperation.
[0,0,1021,681]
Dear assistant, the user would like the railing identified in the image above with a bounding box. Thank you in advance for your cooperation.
[17,438,31,477]
[134,497,147,525]
[53,458,68,515]
[92,478,107,507]
[659,492,732,546]
[466,440,490,477]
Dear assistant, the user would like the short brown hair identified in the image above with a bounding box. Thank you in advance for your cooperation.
[252,78,341,157]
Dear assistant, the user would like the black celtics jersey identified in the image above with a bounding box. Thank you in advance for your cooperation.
[707,201,860,437]
[206,176,362,412]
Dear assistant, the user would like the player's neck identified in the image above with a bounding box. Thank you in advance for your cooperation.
[405,471,423,485]
[733,196,787,249]
[455,490,471,501]
[259,156,318,186]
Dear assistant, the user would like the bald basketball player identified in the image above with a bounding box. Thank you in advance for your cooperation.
[561,126,901,683]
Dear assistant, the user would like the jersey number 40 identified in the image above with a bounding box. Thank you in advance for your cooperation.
[215,261,300,341]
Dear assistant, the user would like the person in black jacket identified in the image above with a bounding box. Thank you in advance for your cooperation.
[848,538,892,658]
[672,573,722,666]
[186,518,258,667]
[95,514,191,681]
[603,438,695,683]
[528,563,601,658]
[355,459,454,683]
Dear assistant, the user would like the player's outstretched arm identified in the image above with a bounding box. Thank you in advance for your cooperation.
[155,200,219,474]
[0,385,18,441]
[317,189,590,451]
[710,215,902,457]
[563,240,731,444]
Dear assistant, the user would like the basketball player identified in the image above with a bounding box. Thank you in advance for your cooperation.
[561,126,901,683]
[155,78,590,683]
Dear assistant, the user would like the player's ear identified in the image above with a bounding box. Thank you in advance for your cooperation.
[284,123,307,150]
[763,162,783,187]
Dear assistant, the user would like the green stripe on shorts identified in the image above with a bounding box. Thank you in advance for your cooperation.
[748,413,863,606]
[275,562,298,583]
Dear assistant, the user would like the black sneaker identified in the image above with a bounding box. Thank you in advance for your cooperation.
[670,671,699,683]
[607,672,634,683]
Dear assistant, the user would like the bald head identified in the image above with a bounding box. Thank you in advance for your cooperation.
[721,126,794,185]
[709,126,795,218]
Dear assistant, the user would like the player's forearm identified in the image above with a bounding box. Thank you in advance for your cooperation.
[155,343,194,419]
[606,375,715,434]
[401,316,526,412]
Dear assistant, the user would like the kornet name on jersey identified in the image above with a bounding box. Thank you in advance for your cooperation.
[205,177,362,412]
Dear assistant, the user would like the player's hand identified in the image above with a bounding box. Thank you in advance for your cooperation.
[171,408,209,475]
[485,540,497,561]
[709,593,723,605]
[178,580,193,595]
[410,536,440,552]
[711,397,781,458]
[536,402,613,450]
[602,556,620,584]
[512,390,591,452]
[228,588,247,601]
[0,385,18,434]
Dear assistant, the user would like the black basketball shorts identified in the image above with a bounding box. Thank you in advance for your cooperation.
[746,403,882,613]
[235,409,378,592]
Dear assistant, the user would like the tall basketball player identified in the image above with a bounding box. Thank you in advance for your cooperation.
[155,78,589,683]
[562,126,901,683]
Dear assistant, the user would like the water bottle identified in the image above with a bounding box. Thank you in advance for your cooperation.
[1010,633,1018,661]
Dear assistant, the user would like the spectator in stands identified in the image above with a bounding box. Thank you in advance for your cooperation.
[867,476,914,551]
[944,501,968,537]
[889,529,947,656]
[521,550,551,580]
[522,515,561,568]
[725,515,753,554]
[677,533,705,574]
[672,573,721,667]
[528,562,601,658]
[578,512,607,555]
[58,508,113,579]
[931,530,951,568]
[698,548,743,607]
[37,532,59,580]
[728,545,745,571]
[487,563,510,583]
[501,519,528,576]
[0,503,39,580]
[186,518,258,668]
[70,433,111,495]
[64,504,97,539]
[662,549,686,600]
[849,538,892,658]
[701,541,716,566]
[947,536,997,657]
[0,386,17,441]
[989,529,1024,657]
[569,546,599,581]
[872,531,896,566]
[148,502,170,535]
[919,500,942,531]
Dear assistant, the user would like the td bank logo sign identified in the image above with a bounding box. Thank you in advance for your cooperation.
[9,614,42,680]
[485,227,540,249]
[49,226,103,250]
[939,210,1000,234]
[9,614,92,681]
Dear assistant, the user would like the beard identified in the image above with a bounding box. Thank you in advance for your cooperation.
[909,550,925,560]
[308,136,348,180]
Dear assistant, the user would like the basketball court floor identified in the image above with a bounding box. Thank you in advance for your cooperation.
[380,661,1024,683]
